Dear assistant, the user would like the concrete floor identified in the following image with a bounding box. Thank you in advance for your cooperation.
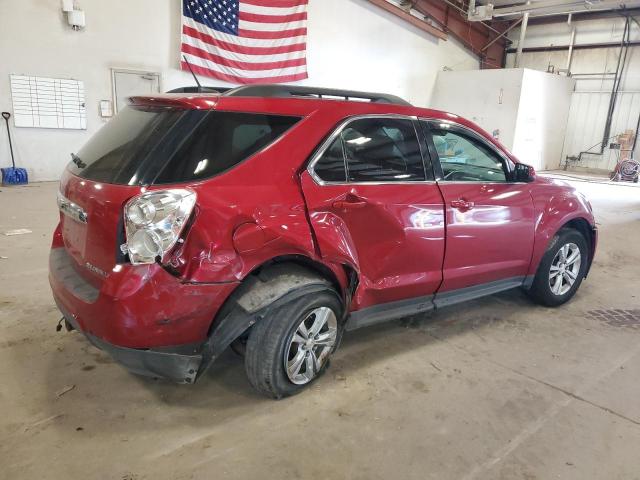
[1,176,639,480]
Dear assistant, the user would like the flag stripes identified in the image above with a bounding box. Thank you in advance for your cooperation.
[181,0,308,84]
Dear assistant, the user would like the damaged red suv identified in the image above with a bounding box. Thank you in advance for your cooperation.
[50,85,597,398]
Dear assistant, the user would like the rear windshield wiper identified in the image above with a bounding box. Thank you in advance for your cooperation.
[70,153,86,169]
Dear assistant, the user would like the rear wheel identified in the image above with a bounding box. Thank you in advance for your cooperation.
[528,228,588,307]
[244,288,342,398]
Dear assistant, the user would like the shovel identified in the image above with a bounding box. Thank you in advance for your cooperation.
[1,112,28,186]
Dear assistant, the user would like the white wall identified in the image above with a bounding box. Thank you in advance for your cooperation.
[431,68,524,149]
[506,16,640,171]
[431,68,574,170]
[0,0,478,182]
[512,69,574,170]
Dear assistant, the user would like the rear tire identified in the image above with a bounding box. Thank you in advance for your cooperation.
[528,228,588,307]
[244,288,343,399]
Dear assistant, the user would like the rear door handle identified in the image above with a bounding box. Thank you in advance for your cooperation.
[332,200,367,210]
[332,195,367,210]
[451,199,474,211]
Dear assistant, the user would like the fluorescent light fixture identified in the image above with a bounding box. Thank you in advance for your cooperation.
[346,136,371,145]
[194,159,208,175]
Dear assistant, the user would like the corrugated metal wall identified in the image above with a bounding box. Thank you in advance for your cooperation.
[562,90,640,170]
[505,16,640,172]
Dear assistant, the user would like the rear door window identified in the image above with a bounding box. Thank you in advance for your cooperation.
[344,118,426,182]
[311,117,428,183]
[312,137,348,182]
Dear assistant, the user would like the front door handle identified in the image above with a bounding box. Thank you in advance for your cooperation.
[451,199,474,211]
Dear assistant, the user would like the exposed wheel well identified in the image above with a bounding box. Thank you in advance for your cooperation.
[206,255,356,339]
[251,254,357,301]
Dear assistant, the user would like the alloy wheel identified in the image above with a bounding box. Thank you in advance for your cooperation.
[284,307,338,385]
[549,242,581,296]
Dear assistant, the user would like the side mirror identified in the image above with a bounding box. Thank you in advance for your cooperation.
[512,163,536,183]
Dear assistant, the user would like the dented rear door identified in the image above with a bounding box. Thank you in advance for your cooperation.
[300,115,445,311]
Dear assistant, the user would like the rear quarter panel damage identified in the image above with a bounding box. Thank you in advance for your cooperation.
[169,109,353,295]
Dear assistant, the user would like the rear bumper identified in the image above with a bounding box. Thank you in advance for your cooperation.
[57,301,202,383]
[49,247,238,382]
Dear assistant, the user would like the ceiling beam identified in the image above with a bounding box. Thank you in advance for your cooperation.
[527,6,640,25]
[488,0,640,19]
[365,0,515,69]
[415,0,514,68]
[505,40,640,53]
[365,0,448,39]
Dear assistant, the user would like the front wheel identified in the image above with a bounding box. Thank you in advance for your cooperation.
[528,228,589,307]
[244,288,342,398]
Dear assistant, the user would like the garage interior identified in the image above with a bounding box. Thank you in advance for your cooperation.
[1,0,640,479]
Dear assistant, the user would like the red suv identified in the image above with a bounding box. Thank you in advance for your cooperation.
[50,85,597,398]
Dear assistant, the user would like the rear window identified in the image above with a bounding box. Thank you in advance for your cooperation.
[69,106,300,185]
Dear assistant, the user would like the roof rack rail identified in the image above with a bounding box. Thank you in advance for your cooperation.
[223,85,411,106]
[166,86,231,94]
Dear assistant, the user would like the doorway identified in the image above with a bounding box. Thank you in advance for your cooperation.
[111,68,161,114]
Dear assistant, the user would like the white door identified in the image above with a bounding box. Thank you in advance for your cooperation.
[112,69,160,113]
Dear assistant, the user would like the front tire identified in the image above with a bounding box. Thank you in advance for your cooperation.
[528,228,589,307]
[244,288,343,399]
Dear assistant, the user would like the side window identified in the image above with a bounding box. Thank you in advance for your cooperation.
[313,136,347,182]
[154,112,300,184]
[427,123,507,182]
[343,118,426,182]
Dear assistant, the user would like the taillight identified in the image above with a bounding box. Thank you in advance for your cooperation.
[122,189,196,265]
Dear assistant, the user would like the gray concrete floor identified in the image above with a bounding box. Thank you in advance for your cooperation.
[1,177,639,480]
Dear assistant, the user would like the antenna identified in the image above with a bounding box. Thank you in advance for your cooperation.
[182,55,202,93]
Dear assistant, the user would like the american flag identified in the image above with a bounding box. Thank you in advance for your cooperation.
[181,0,308,84]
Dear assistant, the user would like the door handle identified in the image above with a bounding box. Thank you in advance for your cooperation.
[451,199,474,211]
[332,195,367,210]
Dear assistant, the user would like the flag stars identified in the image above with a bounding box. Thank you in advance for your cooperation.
[187,0,238,34]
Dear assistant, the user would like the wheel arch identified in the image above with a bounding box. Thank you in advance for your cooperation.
[562,217,596,271]
[247,254,354,301]
[197,254,355,377]
[528,213,596,283]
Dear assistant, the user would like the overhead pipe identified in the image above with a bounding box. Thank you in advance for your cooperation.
[506,40,640,53]
[490,0,640,19]
[600,16,630,153]
[515,3,530,68]
[566,18,576,72]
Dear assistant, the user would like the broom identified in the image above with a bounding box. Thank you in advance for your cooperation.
[1,112,28,186]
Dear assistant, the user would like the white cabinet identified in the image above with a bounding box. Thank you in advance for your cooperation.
[430,68,575,171]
